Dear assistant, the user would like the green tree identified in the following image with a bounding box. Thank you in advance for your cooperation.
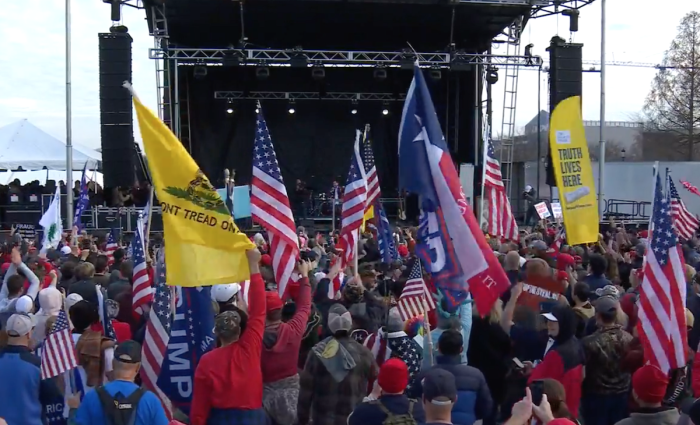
[643,11,700,160]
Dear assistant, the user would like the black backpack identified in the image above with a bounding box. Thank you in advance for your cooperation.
[95,386,146,425]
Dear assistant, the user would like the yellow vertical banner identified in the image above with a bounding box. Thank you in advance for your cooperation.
[549,96,599,245]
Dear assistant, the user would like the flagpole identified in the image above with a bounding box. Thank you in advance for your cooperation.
[145,186,155,257]
[65,0,74,228]
[353,228,359,273]
[479,131,487,229]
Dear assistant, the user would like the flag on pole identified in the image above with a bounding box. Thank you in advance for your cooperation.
[483,135,518,240]
[96,286,116,341]
[337,131,368,268]
[668,173,699,240]
[105,228,119,266]
[362,126,380,225]
[141,252,174,419]
[141,197,151,237]
[376,204,398,263]
[638,170,687,373]
[132,219,153,315]
[40,310,78,379]
[251,105,299,297]
[73,163,90,231]
[397,260,436,322]
[552,228,566,252]
[39,185,62,253]
[398,64,510,315]
[126,82,255,286]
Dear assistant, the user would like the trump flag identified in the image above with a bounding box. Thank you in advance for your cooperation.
[398,65,510,315]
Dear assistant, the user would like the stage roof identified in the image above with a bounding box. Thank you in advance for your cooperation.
[144,0,532,52]
[0,120,101,171]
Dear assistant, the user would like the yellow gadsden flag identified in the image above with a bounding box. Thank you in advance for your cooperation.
[549,96,599,245]
[128,84,255,286]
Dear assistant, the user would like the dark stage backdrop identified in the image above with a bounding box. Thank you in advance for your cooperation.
[181,66,476,196]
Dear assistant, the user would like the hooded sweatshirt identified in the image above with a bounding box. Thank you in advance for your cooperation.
[261,277,311,383]
[529,304,585,419]
[32,287,63,345]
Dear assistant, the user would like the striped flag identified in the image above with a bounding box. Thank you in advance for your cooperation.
[105,229,119,266]
[40,310,78,379]
[131,217,153,315]
[362,126,381,209]
[250,105,299,297]
[668,174,699,240]
[97,286,116,341]
[141,252,174,418]
[337,131,368,268]
[552,228,566,252]
[638,171,687,373]
[483,136,518,240]
[397,260,436,322]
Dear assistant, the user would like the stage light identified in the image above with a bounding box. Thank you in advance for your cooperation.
[255,108,260,114]
[288,46,308,68]
[223,49,244,67]
[288,99,296,114]
[450,50,472,72]
[562,9,579,32]
[429,66,442,81]
[351,109,358,115]
[382,109,389,116]
[256,65,270,80]
[486,67,499,85]
[373,66,387,81]
[194,66,208,80]
[226,108,234,114]
[289,107,296,114]
[399,48,416,70]
[311,64,325,81]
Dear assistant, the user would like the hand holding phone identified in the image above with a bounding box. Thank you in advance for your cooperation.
[529,380,544,406]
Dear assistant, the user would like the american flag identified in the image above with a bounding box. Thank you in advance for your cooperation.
[337,131,368,268]
[73,163,90,231]
[668,174,699,240]
[250,105,299,297]
[97,286,116,340]
[132,218,153,315]
[397,260,436,322]
[40,310,78,379]
[483,136,518,240]
[364,327,422,391]
[638,171,687,373]
[552,228,566,252]
[141,253,173,418]
[362,126,381,208]
[105,229,118,266]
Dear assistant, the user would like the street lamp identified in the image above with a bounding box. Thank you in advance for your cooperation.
[621,149,626,162]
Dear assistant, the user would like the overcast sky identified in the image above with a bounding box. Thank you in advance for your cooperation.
[0,0,697,150]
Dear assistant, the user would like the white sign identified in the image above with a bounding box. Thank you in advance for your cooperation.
[555,130,571,144]
[551,202,563,219]
[534,202,551,219]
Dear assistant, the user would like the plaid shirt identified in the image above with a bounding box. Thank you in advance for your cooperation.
[298,337,377,425]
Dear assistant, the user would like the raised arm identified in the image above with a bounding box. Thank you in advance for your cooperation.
[239,249,266,352]
[287,261,312,338]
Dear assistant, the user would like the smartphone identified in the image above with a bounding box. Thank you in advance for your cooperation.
[529,380,544,406]
[512,357,524,369]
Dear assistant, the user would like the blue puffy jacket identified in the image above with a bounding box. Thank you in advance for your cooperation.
[407,355,493,425]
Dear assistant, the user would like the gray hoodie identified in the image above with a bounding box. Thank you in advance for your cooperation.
[615,407,680,425]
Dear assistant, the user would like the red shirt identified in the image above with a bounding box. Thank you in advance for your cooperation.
[261,277,311,383]
[190,273,266,425]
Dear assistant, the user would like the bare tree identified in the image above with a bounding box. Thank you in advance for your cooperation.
[644,12,700,160]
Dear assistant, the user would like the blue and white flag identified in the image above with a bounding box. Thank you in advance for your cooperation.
[157,286,215,415]
[73,163,90,231]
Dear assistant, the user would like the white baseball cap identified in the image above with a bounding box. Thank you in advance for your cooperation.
[61,246,72,255]
[211,283,241,303]
[6,314,35,337]
[541,312,558,322]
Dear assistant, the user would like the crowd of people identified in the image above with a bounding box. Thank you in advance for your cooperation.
[3,221,700,425]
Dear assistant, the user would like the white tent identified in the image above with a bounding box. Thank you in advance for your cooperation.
[0,119,102,170]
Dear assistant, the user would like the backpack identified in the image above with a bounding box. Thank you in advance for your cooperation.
[75,330,116,387]
[95,386,146,425]
[370,399,417,425]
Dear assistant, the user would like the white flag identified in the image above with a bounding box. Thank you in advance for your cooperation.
[39,186,62,252]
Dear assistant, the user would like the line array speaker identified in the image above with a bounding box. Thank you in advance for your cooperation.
[99,31,135,189]
[545,36,583,187]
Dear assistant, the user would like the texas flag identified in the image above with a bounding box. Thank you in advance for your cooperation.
[398,64,510,315]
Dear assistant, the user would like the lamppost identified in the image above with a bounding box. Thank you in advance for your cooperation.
[621,148,626,162]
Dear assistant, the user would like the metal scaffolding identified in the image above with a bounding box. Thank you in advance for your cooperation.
[149,48,543,68]
[214,91,405,101]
